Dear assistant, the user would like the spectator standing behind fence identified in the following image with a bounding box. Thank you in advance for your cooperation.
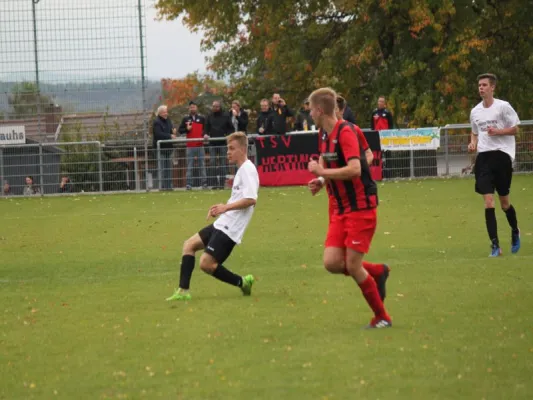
[294,99,314,131]
[153,105,177,190]
[230,100,249,133]
[342,100,357,124]
[270,93,294,135]
[59,176,72,193]
[23,176,40,196]
[179,101,208,190]
[371,96,394,131]
[205,101,234,188]
[256,99,272,135]
[3,181,10,196]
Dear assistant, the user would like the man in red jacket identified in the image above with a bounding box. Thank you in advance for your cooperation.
[179,101,208,190]
[370,96,394,131]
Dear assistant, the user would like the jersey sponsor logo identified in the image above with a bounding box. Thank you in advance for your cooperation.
[476,119,498,130]
[322,152,338,162]
[207,246,215,251]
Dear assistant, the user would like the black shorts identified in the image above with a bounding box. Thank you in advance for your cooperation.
[198,224,236,264]
[474,150,513,196]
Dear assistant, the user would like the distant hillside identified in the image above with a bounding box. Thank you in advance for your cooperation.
[0,80,163,115]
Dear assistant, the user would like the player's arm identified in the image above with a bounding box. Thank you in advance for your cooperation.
[309,130,362,180]
[490,103,521,136]
[365,149,374,165]
[207,198,256,220]
[488,126,518,136]
[320,159,361,180]
[224,198,256,211]
[308,156,327,195]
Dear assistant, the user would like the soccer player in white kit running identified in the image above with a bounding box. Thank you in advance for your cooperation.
[166,132,259,301]
[468,73,521,257]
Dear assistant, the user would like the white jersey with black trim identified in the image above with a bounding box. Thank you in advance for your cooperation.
[470,98,520,161]
[214,159,259,244]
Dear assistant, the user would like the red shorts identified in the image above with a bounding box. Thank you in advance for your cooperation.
[325,208,377,254]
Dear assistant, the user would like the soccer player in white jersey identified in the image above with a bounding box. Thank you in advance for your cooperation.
[468,73,521,257]
[166,132,259,301]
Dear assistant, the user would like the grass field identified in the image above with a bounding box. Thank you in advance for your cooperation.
[1,177,533,400]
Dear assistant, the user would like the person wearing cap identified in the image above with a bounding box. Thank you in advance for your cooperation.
[295,99,314,131]
[179,101,208,190]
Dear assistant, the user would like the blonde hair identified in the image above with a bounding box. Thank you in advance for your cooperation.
[232,100,241,108]
[309,87,337,116]
[227,131,248,148]
[156,105,167,116]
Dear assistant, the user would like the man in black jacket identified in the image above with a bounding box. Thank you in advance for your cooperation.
[343,103,357,124]
[270,93,293,135]
[205,101,233,188]
[256,99,272,134]
[152,105,177,190]
[294,99,314,131]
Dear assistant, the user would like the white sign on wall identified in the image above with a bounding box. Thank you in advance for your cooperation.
[0,125,26,145]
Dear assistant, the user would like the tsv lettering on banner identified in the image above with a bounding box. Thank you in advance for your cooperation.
[0,126,26,145]
[379,128,440,150]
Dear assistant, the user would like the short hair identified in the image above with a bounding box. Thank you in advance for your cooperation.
[232,100,241,108]
[477,73,497,86]
[156,105,167,116]
[260,98,269,104]
[227,131,248,148]
[378,95,386,101]
[309,87,337,116]
[336,96,346,112]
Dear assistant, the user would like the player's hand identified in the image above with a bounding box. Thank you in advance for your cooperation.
[259,127,265,134]
[487,127,499,136]
[468,142,476,152]
[207,203,227,220]
[308,160,324,176]
[308,178,324,196]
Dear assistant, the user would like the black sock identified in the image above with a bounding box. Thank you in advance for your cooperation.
[179,255,195,290]
[485,208,499,246]
[212,264,242,287]
[504,205,519,232]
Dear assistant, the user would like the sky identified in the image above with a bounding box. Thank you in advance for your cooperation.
[0,0,210,82]
[145,1,210,80]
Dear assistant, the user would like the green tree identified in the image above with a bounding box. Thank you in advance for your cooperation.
[8,81,54,119]
[155,0,533,127]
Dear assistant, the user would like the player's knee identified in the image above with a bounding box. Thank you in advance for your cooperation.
[484,198,495,209]
[183,237,200,254]
[199,255,217,274]
[323,257,344,274]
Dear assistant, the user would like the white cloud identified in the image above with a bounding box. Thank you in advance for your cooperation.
[145,1,211,80]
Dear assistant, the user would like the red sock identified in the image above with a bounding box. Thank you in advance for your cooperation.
[362,262,384,280]
[358,275,390,320]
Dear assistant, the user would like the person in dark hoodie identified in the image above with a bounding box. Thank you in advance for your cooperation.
[152,105,177,190]
[294,99,314,131]
[205,100,233,188]
[256,98,272,134]
[270,93,294,134]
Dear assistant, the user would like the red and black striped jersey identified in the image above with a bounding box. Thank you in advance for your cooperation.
[318,120,378,215]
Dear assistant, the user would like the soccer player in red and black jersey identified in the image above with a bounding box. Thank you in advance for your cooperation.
[307,87,392,329]
[335,96,391,302]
